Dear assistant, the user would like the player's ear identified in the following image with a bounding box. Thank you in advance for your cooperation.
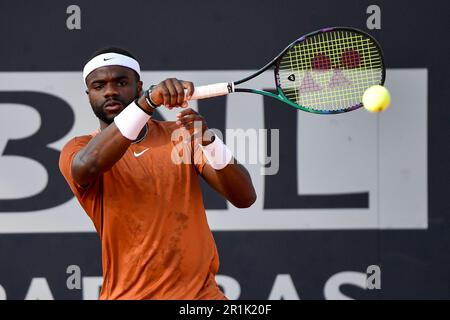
[137,80,143,95]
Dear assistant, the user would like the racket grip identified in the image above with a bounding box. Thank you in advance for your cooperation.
[186,82,234,100]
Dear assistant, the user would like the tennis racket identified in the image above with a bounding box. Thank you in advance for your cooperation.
[188,27,385,114]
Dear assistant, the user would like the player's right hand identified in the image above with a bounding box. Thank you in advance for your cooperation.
[150,78,194,109]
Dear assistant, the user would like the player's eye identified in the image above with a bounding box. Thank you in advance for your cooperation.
[93,84,104,90]
[117,81,127,87]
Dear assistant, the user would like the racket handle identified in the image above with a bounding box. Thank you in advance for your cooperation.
[186,82,234,100]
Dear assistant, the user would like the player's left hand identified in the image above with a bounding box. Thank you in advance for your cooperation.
[175,108,215,146]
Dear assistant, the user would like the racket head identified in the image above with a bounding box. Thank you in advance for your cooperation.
[274,27,386,114]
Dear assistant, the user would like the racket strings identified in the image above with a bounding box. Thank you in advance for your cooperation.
[278,30,384,112]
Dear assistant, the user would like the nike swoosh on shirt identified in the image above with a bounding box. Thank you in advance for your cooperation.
[133,148,149,157]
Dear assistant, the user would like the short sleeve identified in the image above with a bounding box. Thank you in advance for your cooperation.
[59,135,93,198]
[59,135,105,234]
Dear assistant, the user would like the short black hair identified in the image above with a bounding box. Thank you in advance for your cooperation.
[87,46,140,81]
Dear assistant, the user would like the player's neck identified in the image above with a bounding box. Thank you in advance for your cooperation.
[99,120,109,130]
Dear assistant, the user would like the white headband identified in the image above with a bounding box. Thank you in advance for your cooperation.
[82,52,141,84]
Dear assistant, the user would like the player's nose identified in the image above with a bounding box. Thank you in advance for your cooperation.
[103,83,119,98]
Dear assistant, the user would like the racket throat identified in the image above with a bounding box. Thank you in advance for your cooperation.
[227,82,235,93]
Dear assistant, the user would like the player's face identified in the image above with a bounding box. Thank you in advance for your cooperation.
[86,66,142,124]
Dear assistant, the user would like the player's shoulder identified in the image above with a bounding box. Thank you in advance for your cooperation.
[59,133,96,173]
[150,118,177,128]
[149,119,180,134]
[61,133,95,154]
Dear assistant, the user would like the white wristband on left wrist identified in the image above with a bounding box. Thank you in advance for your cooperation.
[199,135,233,170]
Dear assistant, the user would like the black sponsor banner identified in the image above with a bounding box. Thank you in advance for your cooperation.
[0,1,448,70]
[0,231,449,299]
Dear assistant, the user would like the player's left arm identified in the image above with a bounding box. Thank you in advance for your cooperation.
[176,108,257,208]
[201,162,257,208]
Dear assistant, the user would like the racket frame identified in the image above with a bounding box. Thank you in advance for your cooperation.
[232,26,386,114]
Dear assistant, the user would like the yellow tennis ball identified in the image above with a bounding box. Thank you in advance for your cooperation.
[362,85,391,113]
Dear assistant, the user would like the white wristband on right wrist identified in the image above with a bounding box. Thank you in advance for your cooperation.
[199,135,233,170]
[114,100,150,140]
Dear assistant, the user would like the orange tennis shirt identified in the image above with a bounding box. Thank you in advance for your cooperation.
[59,119,226,300]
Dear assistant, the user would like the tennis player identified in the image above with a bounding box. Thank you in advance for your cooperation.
[59,47,256,300]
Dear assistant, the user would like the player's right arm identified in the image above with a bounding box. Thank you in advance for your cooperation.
[71,123,132,187]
